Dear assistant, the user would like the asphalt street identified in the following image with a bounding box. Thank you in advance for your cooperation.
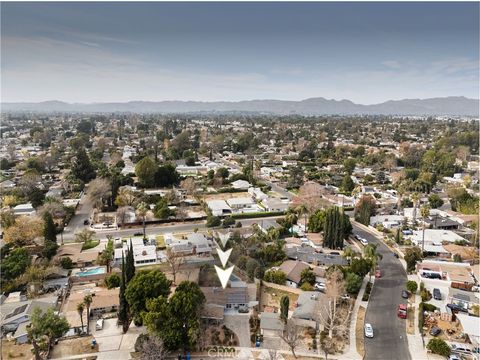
[353,223,411,360]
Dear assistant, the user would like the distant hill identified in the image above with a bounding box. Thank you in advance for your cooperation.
[2,96,478,116]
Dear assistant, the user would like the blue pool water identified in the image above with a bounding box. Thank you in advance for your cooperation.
[76,267,106,277]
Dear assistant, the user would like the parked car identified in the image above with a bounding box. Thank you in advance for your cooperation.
[393,252,399,258]
[95,318,104,331]
[238,305,249,313]
[360,238,369,246]
[315,283,326,292]
[429,327,441,337]
[397,304,407,319]
[447,303,468,313]
[401,290,409,299]
[375,270,381,278]
[364,323,374,338]
[83,219,90,225]
[448,355,461,360]
[433,288,442,300]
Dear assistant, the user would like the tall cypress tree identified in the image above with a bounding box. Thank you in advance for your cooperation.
[118,253,130,333]
[42,212,58,259]
[125,240,135,283]
[43,212,57,243]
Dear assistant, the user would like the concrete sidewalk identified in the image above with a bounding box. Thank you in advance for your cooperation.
[341,275,370,360]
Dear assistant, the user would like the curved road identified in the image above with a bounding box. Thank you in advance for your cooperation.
[353,223,411,360]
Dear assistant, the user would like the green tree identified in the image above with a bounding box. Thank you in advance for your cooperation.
[323,207,350,249]
[364,244,382,279]
[404,247,423,272]
[263,269,287,285]
[426,338,451,357]
[300,268,316,286]
[125,241,136,284]
[28,308,70,360]
[144,281,205,351]
[118,254,130,333]
[71,148,95,183]
[354,195,376,225]
[341,175,355,193]
[60,257,73,269]
[83,294,93,334]
[280,295,289,323]
[125,270,172,320]
[76,302,85,334]
[1,248,30,281]
[343,158,356,175]
[428,194,444,209]
[345,272,362,295]
[154,198,172,219]
[42,212,58,260]
[206,214,221,227]
[406,280,418,294]
[348,258,372,278]
[105,273,121,289]
[135,156,157,188]
[308,209,326,233]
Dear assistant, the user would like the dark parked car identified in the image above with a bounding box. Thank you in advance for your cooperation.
[83,219,90,225]
[402,290,410,299]
[447,303,468,313]
[433,288,442,300]
[393,253,399,258]
[429,327,441,337]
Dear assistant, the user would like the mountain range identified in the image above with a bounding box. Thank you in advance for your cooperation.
[2,96,478,116]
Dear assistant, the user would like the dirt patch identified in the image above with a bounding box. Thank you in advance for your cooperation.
[355,306,366,357]
[260,285,299,312]
[407,306,415,335]
[203,192,251,201]
[199,264,221,287]
[1,341,33,360]
[204,324,239,347]
[49,336,96,358]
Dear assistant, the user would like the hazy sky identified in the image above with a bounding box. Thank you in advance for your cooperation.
[1,2,479,103]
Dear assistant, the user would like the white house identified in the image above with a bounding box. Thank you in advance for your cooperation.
[226,197,255,210]
[231,180,251,190]
[207,200,232,216]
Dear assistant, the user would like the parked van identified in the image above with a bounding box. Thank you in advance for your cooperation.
[95,318,104,331]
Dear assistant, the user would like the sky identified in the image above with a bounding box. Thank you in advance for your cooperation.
[1,2,479,104]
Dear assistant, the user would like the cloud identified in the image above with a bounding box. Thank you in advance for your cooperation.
[382,60,402,69]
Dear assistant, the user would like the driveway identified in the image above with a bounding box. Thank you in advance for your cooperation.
[353,223,411,360]
[223,313,251,347]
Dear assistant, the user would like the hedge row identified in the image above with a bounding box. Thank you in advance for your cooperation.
[231,211,286,219]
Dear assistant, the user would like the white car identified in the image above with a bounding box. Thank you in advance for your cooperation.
[448,355,461,360]
[95,318,104,331]
[360,238,369,246]
[314,283,326,291]
[364,323,374,338]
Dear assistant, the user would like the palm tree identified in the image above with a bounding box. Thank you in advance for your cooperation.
[77,302,85,334]
[83,295,93,334]
[342,247,358,263]
[420,204,431,253]
[411,192,420,222]
[296,204,308,232]
[136,202,149,240]
[364,244,383,280]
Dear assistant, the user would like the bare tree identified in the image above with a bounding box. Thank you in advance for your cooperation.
[268,348,279,360]
[116,206,130,228]
[165,247,184,285]
[281,319,299,358]
[181,178,197,196]
[88,178,112,210]
[140,334,168,360]
[316,268,350,358]
[115,187,138,207]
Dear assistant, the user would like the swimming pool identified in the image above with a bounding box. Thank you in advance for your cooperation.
[75,267,106,277]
